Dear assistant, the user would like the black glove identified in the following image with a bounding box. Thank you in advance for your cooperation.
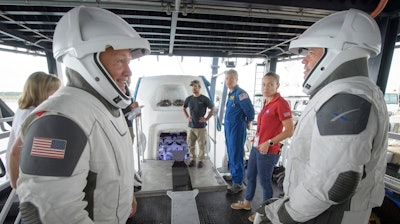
[254,198,280,224]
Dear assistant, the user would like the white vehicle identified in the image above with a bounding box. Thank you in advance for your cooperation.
[132,75,225,195]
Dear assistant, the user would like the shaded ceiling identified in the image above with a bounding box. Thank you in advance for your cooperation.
[0,0,399,59]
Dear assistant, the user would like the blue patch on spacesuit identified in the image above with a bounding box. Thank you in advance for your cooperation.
[332,112,349,121]
[316,93,371,135]
[20,114,87,176]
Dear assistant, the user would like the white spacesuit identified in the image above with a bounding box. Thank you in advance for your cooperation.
[16,6,150,223]
[254,9,389,224]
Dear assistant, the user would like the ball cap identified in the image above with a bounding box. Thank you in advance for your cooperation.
[190,80,201,86]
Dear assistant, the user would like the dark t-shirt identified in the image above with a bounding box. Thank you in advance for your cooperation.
[184,94,214,128]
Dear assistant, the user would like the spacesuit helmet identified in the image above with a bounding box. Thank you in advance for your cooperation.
[53,6,151,108]
[289,8,381,95]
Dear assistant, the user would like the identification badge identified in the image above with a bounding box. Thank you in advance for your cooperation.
[253,135,259,147]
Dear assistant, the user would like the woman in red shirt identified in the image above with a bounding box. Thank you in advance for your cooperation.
[231,72,294,222]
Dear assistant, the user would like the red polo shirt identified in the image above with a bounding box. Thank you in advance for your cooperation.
[256,93,292,154]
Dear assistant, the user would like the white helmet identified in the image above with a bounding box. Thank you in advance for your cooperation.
[53,6,151,108]
[289,8,381,95]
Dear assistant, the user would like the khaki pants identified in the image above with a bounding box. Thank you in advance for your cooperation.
[187,127,207,161]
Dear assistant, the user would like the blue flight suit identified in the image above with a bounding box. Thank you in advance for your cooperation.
[224,85,255,184]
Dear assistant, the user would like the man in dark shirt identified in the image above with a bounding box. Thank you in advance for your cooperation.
[183,80,215,168]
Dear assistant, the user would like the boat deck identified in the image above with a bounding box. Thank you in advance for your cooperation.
[129,158,283,224]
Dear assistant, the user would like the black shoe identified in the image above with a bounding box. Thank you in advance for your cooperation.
[227,184,245,195]
[223,175,232,181]
[197,161,204,168]
[188,160,195,167]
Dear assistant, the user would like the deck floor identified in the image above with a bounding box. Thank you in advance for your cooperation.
[129,159,283,224]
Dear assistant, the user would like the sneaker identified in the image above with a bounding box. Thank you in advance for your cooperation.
[230,200,251,210]
[248,213,256,222]
[188,160,195,167]
[197,161,204,168]
[227,184,244,194]
[223,175,232,181]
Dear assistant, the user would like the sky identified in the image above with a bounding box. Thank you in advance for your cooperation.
[0,49,303,95]
[386,49,400,92]
[1,47,399,96]
[0,50,48,92]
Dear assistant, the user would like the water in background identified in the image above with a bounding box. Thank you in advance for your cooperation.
[2,98,18,112]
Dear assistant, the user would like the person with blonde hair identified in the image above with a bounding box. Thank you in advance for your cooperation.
[6,71,61,187]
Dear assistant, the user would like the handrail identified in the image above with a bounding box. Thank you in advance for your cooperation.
[0,132,10,139]
[206,115,218,166]
[388,132,400,140]
[0,157,5,177]
[0,188,18,224]
[0,117,13,132]
[0,114,20,223]
[384,174,400,194]
[0,117,13,122]
[0,115,12,189]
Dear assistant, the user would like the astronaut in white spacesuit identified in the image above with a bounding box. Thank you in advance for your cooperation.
[16,6,150,223]
[254,9,389,224]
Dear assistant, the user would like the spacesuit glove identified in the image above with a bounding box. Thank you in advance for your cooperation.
[253,198,279,224]
[126,107,141,120]
[254,213,271,224]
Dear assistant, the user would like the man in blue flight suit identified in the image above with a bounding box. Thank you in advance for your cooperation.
[224,69,255,194]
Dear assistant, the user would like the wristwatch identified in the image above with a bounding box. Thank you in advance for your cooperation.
[268,139,274,146]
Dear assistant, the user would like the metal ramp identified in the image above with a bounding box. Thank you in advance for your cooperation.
[135,155,226,223]
[135,159,227,197]
[167,190,200,224]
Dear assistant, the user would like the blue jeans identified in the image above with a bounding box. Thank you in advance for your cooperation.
[245,147,280,202]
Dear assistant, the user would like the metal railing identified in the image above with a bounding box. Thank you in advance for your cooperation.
[0,115,21,223]
[386,132,400,194]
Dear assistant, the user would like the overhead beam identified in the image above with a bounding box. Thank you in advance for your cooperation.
[168,0,181,55]
[0,24,48,51]
[0,0,332,22]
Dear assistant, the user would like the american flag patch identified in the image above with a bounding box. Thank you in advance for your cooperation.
[238,93,249,101]
[31,137,67,159]
[283,112,291,117]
